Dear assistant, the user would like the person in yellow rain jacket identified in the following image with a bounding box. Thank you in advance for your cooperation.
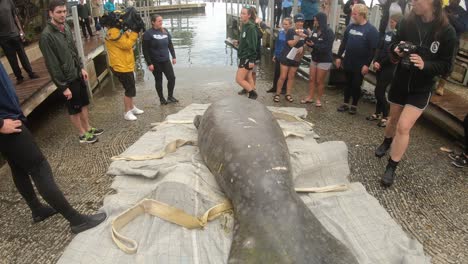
[105,28,144,121]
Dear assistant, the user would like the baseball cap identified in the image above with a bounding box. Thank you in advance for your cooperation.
[294,13,305,22]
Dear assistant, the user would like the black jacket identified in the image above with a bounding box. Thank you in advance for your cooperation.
[374,29,396,66]
[390,16,458,93]
[307,12,334,63]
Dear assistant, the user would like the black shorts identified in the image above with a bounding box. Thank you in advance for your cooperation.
[387,87,432,110]
[280,58,300,68]
[238,58,253,70]
[66,78,90,115]
[112,70,136,97]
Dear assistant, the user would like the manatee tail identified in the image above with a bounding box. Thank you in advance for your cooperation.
[194,115,202,129]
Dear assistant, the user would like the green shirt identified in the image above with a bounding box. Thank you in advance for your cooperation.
[237,20,258,62]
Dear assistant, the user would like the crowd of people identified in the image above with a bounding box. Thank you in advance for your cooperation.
[0,0,467,237]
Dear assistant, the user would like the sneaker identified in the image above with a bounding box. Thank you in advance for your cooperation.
[266,87,276,93]
[238,89,248,95]
[29,73,40,79]
[17,77,24,85]
[381,165,396,187]
[79,132,98,144]
[167,96,179,103]
[375,140,392,158]
[248,90,258,100]
[160,98,168,105]
[32,206,58,223]
[452,155,467,168]
[348,106,357,115]
[88,127,104,136]
[337,104,349,112]
[70,212,107,234]
[448,152,462,161]
[131,106,144,115]
[124,111,137,121]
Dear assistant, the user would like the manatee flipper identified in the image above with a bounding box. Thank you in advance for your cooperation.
[194,115,202,129]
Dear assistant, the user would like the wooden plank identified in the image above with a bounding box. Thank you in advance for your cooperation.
[430,89,467,122]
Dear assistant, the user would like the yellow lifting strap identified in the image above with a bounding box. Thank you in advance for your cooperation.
[111,184,347,254]
[111,199,233,254]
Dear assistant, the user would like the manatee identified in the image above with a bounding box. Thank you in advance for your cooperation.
[194,97,359,264]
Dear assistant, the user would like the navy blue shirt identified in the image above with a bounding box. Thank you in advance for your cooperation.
[142,28,176,64]
[280,28,310,62]
[338,22,379,71]
[274,29,287,58]
[0,62,25,128]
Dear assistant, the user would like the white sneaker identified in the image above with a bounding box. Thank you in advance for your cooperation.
[131,106,144,115]
[124,111,137,121]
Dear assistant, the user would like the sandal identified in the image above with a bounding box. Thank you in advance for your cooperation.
[377,119,387,127]
[273,94,280,102]
[315,101,322,107]
[300,98,313,104]
[366,114,380,121]
[285,94,294,103]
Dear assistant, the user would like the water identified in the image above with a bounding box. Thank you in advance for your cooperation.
[147,3,237,67]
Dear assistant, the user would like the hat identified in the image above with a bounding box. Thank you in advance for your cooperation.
[294,13,305,22]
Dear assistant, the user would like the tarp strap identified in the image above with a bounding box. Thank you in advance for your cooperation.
[110,139,196,161]
[111,184,348,254]
[111,199,233,254]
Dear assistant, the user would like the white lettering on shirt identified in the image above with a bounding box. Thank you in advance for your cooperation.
[153,34,168,40]
[349,29,364,36]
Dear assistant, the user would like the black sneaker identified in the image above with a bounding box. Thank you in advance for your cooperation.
[167,96,179,103]
[337,104,349,112]
[452,155,467,168]
[17,77,24,85]
[32,206,58,223]
[88,127,104,136]
[381,165,396,187]
[248,90,258,100]
[238,89,247,95]
[70,212,107,234]
[266,87,276,93]
[79,132,98,144]
[29,73,40,79]
[160,98,168,105]
[375,142,391,158]
[348,106,357,115]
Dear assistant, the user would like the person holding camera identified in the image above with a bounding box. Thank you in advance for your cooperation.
[375,0,458,187]
[335,4,379,114]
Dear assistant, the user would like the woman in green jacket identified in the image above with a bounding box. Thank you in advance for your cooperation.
[236,6,258,100]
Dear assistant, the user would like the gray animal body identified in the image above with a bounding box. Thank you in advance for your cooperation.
[194,97,359,264]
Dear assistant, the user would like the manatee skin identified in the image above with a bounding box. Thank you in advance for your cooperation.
[195,96,359,264]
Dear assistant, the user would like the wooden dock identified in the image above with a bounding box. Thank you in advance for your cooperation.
[136,3,206,14]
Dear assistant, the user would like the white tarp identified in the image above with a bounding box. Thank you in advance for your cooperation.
[58,103,430,264]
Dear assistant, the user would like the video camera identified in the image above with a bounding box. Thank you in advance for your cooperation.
[100,8,145,33]
[397,42,420,69]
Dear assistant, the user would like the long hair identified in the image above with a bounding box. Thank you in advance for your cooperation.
[150,14,167,33]
[242,6,257,22]
[407,0,448,39]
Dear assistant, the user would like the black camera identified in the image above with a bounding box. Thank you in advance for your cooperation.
[100,8,145,33]
[397,42,419,69]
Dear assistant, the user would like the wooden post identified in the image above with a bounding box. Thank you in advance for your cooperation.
[269,0,275,48]
[329,0,340,33]
[71,6,93,102]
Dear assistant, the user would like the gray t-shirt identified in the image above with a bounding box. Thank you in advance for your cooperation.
[0,0,19,38]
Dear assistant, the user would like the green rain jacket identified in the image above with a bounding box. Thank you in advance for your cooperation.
[39,21,83,92]
[237,20,258,62]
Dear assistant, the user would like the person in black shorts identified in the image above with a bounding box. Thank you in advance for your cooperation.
[40,0,104,144]
[374,0,458,187]
[106,26,144,121]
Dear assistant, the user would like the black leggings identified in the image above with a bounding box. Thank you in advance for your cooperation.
[344,70,364,106]
[273,58,287,91]
[374,65,395,118]
[0,36,33,79]
[152,60,176,99]
[0,123,79,222]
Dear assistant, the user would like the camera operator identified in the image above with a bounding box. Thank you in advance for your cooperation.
[374,0,458,187]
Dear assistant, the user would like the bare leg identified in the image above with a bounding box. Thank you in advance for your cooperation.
[306,65,317,101]
[124,96,134,112]
[247,70,255,90]
[79,106,91,132]
[276,64,289,94]
[389,106,424,162]
[315,68,328,104]
[69,114,86,135]
[236,68,254,92]
[384,103,404,139]
[286,67,298,95]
